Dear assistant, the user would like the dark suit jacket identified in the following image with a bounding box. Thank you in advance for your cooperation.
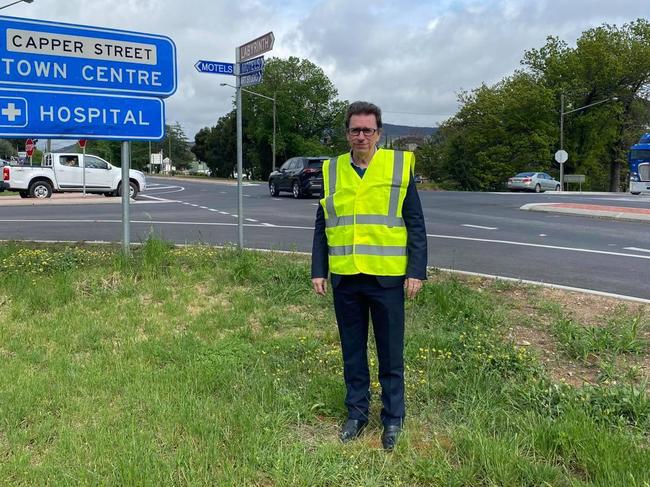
[311,174,428,288]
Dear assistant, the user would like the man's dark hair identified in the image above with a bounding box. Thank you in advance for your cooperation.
[345,101,383,129]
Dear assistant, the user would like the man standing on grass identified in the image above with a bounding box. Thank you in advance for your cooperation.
[311,101,427,451]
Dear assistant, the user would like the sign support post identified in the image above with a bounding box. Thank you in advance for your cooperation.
[79,139,87,196]
[235,52,244,248]
[121,141,131,256]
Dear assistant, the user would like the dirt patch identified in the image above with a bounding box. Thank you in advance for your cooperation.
[434,272,649,387]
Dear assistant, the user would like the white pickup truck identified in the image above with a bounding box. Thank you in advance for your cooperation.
[0,153,146,199]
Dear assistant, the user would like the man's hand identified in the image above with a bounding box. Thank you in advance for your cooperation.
[404,278,423,299]
[312,277,328,296]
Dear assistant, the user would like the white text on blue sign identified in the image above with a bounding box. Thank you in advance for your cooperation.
[0,88,165,140]
[0,18,177,97]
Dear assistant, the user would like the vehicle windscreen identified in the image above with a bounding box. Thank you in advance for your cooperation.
[514,172,534,177]
[631,149,650,160]
[307,160,323,169]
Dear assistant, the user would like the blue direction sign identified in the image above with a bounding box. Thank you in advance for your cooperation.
[0,16,177,97]
[240,71,263,87]
[0,88,165,140]
[239,56,264,75]
[195,60,234,75]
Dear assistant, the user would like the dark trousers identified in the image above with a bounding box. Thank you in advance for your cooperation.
[333,274,405,426]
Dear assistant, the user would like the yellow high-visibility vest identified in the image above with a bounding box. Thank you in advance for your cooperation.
[321,149,414,276]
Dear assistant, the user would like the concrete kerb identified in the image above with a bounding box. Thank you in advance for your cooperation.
[0,193,131,206]
[521,202,650,223]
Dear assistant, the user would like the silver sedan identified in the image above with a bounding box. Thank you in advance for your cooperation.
[507,172,560,192]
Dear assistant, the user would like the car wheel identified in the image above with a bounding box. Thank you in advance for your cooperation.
[29,180,52,199]
[269,181,279,197]
[555,184,561,191]
[631,192,641,195]
[292,180,302,199]
[118,181,138,199]
[19,190,29,198]
[534,183,542,193]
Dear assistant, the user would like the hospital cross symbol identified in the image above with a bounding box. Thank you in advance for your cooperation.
[2,103,22,122]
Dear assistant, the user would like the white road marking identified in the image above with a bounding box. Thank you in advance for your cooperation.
[427,233,650,260]
[138,194,178,202]
[539,234,547,237]
[624,247,650,253]
[219,211,229,215]
[246,218,258,222]
[199,206,209,210]
[462,224,497,230]
[144,185,179,191]
[261,222,276,227]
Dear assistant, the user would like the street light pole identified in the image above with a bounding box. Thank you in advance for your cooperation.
[559,93,617,190]
[560,93,564,191]
[0,0,34,9]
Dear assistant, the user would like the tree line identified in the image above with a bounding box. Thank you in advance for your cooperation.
[415,19,650,191]
[7,20,645,191]
[192,57,350,179]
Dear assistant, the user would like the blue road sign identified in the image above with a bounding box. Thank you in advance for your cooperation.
[239,56,264,75]
[0,16,177,97]
[240,71,263,87]
[0,88,165,140]
[194,60,234,75]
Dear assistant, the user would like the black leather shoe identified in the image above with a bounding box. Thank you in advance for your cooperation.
[340,419,367,443]
[381,425,402,451]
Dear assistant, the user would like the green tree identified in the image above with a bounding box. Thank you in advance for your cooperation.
[523,19,650,191]
[192,111,238,177]
[418,73,556,190]
[194,57,345,180]
[0,139,17,159]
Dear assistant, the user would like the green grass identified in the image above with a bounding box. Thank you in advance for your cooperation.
[0,241,648,485]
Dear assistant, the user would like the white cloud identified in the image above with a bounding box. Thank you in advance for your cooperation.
[6,0,648,141]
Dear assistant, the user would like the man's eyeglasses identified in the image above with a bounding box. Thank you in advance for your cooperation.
[347,127,378,136]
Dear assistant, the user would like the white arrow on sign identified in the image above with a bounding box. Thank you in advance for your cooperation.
[240,71,263,87]
[239,32,274,62]
[239,56,265,75]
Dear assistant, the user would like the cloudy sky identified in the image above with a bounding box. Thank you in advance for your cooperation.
[9,0,648,141]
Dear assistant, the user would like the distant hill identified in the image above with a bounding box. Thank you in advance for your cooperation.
[56,142,79,153]
[382,123,437,139]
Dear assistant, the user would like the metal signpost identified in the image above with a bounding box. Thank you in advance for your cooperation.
[235,32,274,247]
[0,15,177,254]
[78,139,87,195]
[194,31,274,248]
[555,149,568,191]
[25,137,33,164]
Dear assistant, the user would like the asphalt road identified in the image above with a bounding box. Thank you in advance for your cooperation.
[1,176,649,300]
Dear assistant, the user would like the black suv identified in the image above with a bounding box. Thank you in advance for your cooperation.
[268,156,328,198]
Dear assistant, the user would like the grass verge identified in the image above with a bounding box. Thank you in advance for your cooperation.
[0,241,647,485]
